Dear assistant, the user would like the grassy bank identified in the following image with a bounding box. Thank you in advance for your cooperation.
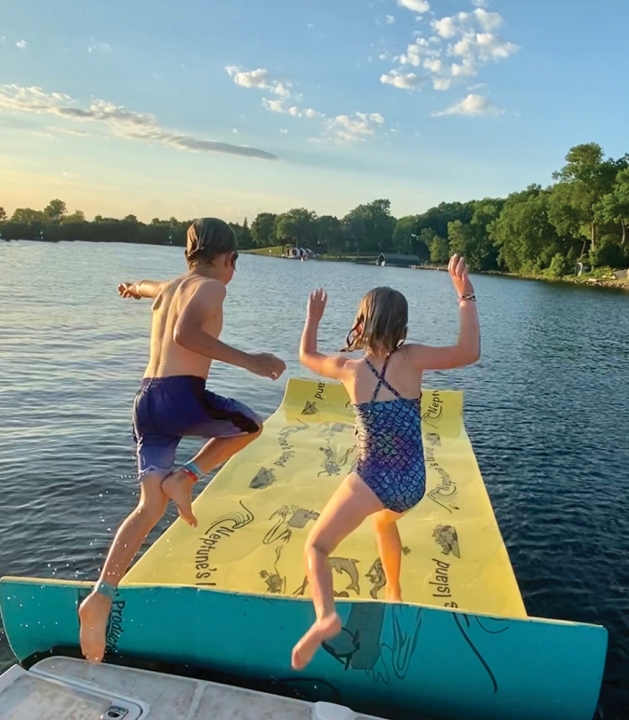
[243,248,629,290]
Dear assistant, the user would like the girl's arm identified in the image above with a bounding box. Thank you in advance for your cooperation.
[299,289,349,380]
[407,255,480,371]
[118,280,167,300]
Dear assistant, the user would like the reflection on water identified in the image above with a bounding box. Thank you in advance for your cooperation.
[0,241,628,718]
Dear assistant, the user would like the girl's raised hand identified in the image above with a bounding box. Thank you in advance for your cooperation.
[307,288,328,321]
[448,255,474,298]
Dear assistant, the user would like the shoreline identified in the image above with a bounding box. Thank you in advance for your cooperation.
[244,249,629,292]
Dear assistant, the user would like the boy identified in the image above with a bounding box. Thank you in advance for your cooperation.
[79,217,286,663]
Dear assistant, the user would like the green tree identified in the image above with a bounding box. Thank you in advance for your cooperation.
[549,143,620,254]
[596,167,629,246]
[342,199,395,255]
[275,208,317,247]
[0,207,6,222]
[392,215,420,255]
[316,215,344,254]
[251,212,277,247]
[489,186,562,273]
[429,236,450,264]
[44,199,67,222]
[11,207,45,223]
[416,201,474,239]
[123,214,139,223]
[61,210,86,224]
[239,218,253,249]
[446,199,502,272]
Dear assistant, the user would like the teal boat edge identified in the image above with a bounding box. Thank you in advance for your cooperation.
[0,578,607,720]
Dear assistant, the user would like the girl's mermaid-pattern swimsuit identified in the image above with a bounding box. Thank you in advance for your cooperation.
[353,355,426,513]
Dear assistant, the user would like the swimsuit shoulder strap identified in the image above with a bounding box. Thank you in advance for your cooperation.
[365,353,402,402]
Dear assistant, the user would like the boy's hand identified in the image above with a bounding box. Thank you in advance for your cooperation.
[118,282,141,299]
[307,289,328,321]
[248,353,287,380]
[448,255,474,298]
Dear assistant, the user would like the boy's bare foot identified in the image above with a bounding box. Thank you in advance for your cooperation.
[162,470,197,527]
[79,592,112,664]
[291,613,342,670]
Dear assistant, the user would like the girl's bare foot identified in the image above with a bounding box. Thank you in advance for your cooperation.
[79,592,112,664]
[162,470,197,527]
[385,585,402,602]
[291,613,342,670]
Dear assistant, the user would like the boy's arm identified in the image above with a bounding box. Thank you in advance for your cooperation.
[173,281,285,380]
[299,314,349,380]
[118,280,167,300]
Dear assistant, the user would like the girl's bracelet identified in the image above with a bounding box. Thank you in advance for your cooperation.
[458,293,476,305]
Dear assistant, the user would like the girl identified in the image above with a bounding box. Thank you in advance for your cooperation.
[292,254,480,670]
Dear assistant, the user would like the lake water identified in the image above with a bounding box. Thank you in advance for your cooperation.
[1,240,628,719]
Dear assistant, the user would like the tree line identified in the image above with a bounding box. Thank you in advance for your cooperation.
[2,142,628,277]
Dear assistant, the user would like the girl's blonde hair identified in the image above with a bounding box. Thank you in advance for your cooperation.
[342,286,408,354]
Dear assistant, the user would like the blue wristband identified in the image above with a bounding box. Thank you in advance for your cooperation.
[182,460,203,480]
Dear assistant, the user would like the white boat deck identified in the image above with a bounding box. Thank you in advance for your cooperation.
[0,656,386,720]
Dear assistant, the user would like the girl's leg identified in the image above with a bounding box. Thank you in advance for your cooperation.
[372,509,406,602]
[292,472,383,671]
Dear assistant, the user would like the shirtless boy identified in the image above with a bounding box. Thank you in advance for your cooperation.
[79,217,286,663]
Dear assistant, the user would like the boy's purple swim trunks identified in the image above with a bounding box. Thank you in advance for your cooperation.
[132,375,261,481]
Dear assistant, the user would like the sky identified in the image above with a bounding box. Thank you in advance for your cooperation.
[1,0,628,223]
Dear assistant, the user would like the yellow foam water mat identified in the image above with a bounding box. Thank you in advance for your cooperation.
[123,378,526,619]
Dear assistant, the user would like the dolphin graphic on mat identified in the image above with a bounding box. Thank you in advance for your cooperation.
[263,505,320,545]
[293,557,361,597]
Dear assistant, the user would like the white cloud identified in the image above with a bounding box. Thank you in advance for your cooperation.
[433,93,501,116]
[0,84,277,160]
[262,98,286,113]
[385,7,516,94]
[88,41,111,54]
[471,0,490,6]
[262,97,322,118]
[50,126,89,136]
[432,17,459,39]
[226,66,292,99]
[324,112,385,144]
[397,0,430,13]
[16,40,27,49]
[380,70,425,90]
[385,15,395,24]
[280,128,288,134]
[274,83,291,99]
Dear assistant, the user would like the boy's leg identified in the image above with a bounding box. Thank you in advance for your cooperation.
[79,473,168,663]
[372,509,406,602]
[292,472,383,671]
[162,428,262,527]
